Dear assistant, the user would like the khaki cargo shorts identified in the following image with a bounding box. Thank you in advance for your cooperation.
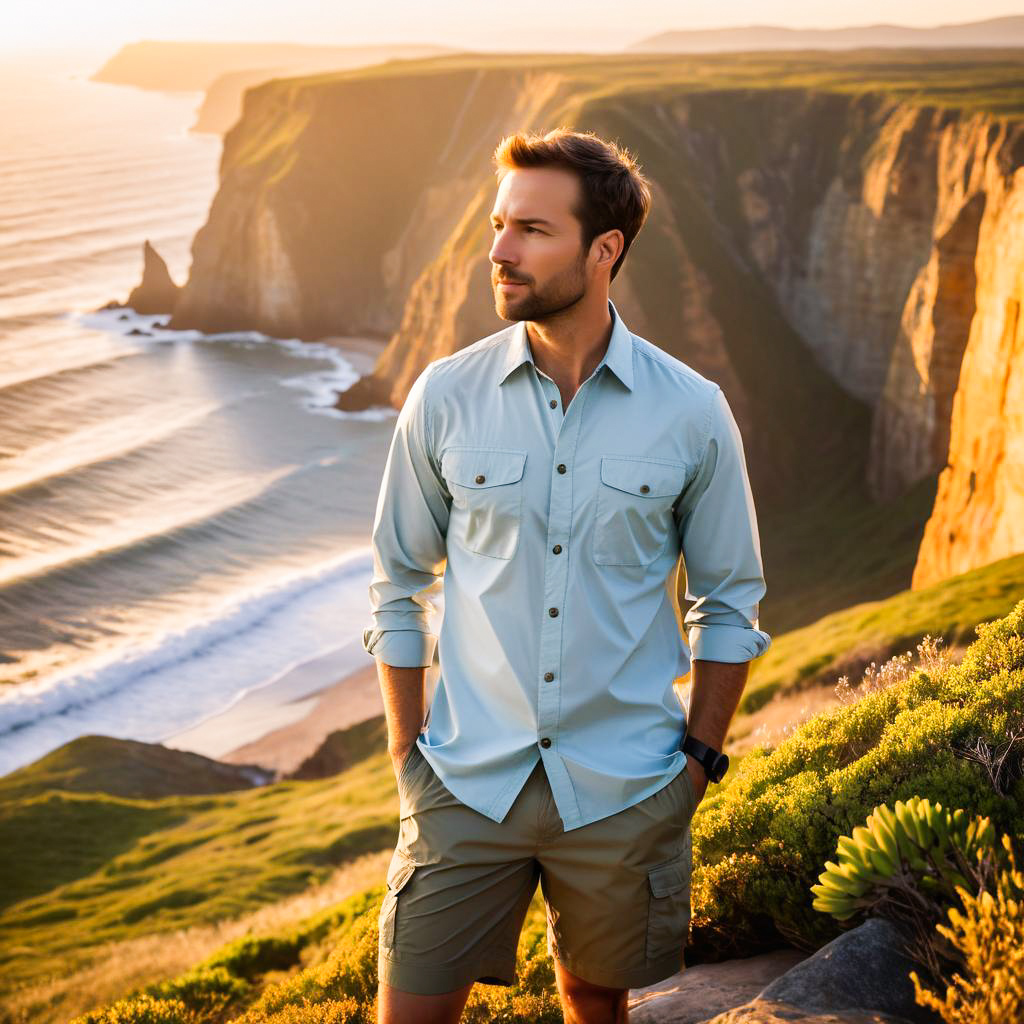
[378,743,698,995]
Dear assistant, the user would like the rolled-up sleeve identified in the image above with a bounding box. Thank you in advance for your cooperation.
[361,363,450,668]
[675,385,772,663]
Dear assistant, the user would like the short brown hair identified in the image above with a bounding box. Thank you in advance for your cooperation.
[492,127,652,282]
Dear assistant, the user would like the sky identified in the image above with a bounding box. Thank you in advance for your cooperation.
[2,0,1022,56]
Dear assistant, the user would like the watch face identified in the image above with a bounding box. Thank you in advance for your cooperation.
[711,753,729,782]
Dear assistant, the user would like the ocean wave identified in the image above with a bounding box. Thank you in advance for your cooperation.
[0,545,382,775]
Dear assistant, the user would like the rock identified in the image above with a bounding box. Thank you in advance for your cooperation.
[708,918,942,1024]
[911,123,1024,587]
[628,948,807,1024]
[125,239,182,314]
[334,372,395,412]
[705,1000,918,1023]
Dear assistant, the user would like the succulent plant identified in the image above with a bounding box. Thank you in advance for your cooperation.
[810,796,995,921]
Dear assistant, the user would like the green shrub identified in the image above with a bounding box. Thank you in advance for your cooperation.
[71,993,196,1024]
[236,900,380,1022]
[688,599,1024,960]
[203,934,304,980]
[144,965,250,1019]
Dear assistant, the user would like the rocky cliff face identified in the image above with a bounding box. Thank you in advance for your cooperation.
[164,54,1024,589]
[170,66,575,341]
[912,137,1024,588]
[692,91,1024,586]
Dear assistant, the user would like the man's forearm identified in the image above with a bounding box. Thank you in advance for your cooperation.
[685,658,750,781]
[376,661,427,759]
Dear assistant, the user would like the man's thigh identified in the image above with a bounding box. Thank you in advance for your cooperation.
[539,764,697,992]
[378,746,544,997]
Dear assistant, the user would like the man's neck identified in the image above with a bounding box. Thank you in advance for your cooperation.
[525,294,613,395]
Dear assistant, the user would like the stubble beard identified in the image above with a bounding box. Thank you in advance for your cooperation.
[493,251,589,323]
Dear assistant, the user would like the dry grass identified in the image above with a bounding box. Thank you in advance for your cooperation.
[833,634,959,705]
[725,636,968,759]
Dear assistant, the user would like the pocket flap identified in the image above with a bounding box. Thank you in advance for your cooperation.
[386,850,417,893]
[648,859,687,898]
[442,448,527,488]
[600,457,687,498]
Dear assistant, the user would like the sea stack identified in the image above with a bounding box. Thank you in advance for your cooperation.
[125,240,182,314]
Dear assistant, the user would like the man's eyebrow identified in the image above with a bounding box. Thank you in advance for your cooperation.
[488,214,556,227]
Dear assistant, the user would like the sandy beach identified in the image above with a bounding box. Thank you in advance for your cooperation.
[215,661,387,775]
[162,644,404,777]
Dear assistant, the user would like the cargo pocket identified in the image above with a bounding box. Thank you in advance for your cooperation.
[645,849,691,962]
[379,849,417,951]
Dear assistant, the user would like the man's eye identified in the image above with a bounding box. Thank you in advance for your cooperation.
[524,226,538,233]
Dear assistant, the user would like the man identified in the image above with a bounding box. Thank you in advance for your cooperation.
[362,127,771,1024]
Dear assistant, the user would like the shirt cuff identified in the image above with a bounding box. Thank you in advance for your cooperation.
[362,627,437,668]
[688,623,772,663]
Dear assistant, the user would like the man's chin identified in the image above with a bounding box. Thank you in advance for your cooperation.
[495,295,532,321]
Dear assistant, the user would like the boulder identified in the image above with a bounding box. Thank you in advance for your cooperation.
[704,1002,917,1023]
[628,948,807,1024]
[629,918,945,1024]
[706,918,943,1024]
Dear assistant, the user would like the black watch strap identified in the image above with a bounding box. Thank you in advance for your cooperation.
[682,734,713,762]
[682,733,728,783]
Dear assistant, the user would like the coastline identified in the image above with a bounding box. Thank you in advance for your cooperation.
[163,652,386,777]
[219,661,385,776]
[155,333,392,779]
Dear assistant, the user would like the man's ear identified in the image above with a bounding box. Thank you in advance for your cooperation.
[593,228,624,272]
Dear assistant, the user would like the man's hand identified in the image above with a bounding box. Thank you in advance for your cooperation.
[685,752,709,805]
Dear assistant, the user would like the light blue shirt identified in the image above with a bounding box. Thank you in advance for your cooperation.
[362,298,771,831]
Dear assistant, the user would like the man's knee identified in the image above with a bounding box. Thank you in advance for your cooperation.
[553,959,629,1022]
[376,979,474,1024]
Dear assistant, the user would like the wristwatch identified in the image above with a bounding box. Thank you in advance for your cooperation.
[682,733,729,784]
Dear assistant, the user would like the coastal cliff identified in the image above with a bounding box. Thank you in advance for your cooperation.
[714,92,1024,586]
[159,50,1024,592]
[912,140,1024,588]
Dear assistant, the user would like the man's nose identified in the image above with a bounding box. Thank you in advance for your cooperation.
[489,229,517,267]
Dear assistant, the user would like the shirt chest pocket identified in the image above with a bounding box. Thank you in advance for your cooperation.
[441,447,528,560]
[594,456,689,567]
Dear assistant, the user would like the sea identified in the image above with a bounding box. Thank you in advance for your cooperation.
[0,49,403,777]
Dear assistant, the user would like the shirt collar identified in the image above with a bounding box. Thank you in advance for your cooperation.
[497,298,635,392]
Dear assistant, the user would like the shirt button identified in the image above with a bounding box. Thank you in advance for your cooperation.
[475,474,486,484]
[549,399,557,408]
[552,544,562,554]
[557,464,566,474]
[640,483,649,493]
[540,738,552,748]
[544,671,554,682]
[548,607,558,617]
